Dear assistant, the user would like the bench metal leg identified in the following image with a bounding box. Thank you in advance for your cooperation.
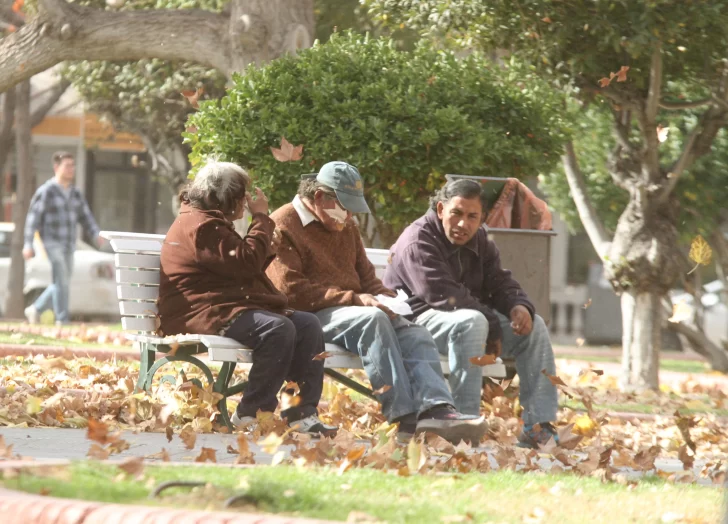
[143,354,215,393]
[136,343,156,393]
[324,369,377,401]
[213,362,237,431]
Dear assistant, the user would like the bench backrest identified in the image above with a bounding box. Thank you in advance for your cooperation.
[101,231,390,335]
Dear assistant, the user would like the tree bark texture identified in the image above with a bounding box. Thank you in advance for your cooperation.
[0,0,315,93]
[620,291,662,390]
[7,80,33,318]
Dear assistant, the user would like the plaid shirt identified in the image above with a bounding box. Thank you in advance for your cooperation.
[24,179,100,252]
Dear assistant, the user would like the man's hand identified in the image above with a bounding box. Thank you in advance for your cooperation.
[510,305,533,336]
[485,339,502,358]
[354,293,396,318]
[96,235,105,249]
[22,248,34,260]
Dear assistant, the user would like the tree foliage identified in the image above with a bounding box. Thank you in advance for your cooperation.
[184,32,569,243]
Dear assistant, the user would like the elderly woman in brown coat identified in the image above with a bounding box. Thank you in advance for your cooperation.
[158,160,336,436]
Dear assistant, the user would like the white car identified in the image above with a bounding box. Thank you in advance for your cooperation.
[0,223,120,321]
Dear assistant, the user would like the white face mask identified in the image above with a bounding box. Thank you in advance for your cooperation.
[323,202,348,224]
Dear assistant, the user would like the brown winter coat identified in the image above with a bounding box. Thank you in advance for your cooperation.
[158,203,287,336]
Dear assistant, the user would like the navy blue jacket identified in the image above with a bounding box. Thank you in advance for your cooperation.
[383,209,534,342]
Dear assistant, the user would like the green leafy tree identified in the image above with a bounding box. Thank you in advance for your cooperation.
[368,0,728,387]
[184,32,569,245]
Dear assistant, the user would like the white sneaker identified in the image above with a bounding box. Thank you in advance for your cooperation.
[288,414,338,437]
[24,305,39,324]
[231,411,257,430]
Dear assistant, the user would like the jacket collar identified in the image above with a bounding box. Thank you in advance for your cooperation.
[424,209,480,255]
[292,195,318,227]
[179,202,229,222]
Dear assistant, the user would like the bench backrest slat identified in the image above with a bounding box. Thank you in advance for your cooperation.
[116,268,160,285]
[119,301,158,316]
[111,238,166,253]
[122,317,159,332]
[115,253,160,270]
[117,284,159,301]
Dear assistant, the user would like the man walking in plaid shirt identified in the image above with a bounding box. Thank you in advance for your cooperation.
[23,151,103,325]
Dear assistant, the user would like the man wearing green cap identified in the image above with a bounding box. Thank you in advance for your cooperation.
[267,161,487,444]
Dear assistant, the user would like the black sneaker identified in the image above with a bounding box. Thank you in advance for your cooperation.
[415,405,488,445]
[289,414,338,437]
[394,413,417,443]
[517,422,559,449]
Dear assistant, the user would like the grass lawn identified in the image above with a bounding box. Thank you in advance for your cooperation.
[0,331,134,351]
[2,462,722,523]
[560,398,728,417]
[557,353,710,374]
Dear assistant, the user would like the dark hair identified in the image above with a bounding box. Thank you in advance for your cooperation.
[179,160,250,217]
[429,179,488,213]
[52,151,74,166]
[297,176,337,201]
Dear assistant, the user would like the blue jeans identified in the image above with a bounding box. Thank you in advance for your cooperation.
[33,247,74,323]
[415,308,558,425]
[315,306,455,422]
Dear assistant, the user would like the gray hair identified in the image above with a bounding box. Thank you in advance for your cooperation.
[297,176,336,201]
[179,160,251,216]
[429,179,488,213]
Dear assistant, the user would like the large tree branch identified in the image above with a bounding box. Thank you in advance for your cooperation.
[0,0,231,92]
[657,65,728,204]
[0,0,316,93]
[561,140,612,259]
[645,44,663,123]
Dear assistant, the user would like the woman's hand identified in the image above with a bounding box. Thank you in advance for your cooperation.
[245,187,269,215]
[271,227,282,253]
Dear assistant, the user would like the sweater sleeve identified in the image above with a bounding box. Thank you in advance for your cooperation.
[355,230,392,297]
[193,213,274,284]
[396,242,503,342]
[266,230,357,312]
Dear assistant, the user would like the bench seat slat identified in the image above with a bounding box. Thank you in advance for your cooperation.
[115,253,160,269]
[122,317,158,332]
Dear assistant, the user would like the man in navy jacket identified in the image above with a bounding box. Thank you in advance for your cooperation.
[383,179,558,448]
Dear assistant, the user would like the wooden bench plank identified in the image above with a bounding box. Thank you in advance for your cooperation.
[116,268,160,285]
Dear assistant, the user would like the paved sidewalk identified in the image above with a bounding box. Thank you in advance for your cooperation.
[0,427,714,484]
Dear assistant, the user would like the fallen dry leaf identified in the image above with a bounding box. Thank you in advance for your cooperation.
[180,88,204,109]
[194,447,217,463]
[270,137,303,162]
[87,418,112,444]
[87,443,110,460]
[312,351,334,361]
[179,424,197,450]
[372,385,392,396]
[117,456,144,477]
[469,354,497,367]
[541,369,567,387]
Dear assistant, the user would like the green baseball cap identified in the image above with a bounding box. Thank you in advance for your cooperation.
[316,161,371,214]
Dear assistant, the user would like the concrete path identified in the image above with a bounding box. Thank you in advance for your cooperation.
[0,427,716,485]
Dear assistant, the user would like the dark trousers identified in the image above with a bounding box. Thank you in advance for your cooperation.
[224,310,325,421]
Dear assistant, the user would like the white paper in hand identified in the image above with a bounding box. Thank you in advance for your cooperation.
[374,289,413,316]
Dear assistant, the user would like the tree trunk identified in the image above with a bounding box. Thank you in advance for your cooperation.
[0,90,17,217]
[0,0,314,92]
[620,291,662,390]
[7,80,33,318]
[607,193,681,390]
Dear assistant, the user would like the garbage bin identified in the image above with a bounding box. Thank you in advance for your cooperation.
[446,174,555,325]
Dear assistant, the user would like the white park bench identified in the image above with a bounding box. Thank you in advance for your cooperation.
[101,230,506,430]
